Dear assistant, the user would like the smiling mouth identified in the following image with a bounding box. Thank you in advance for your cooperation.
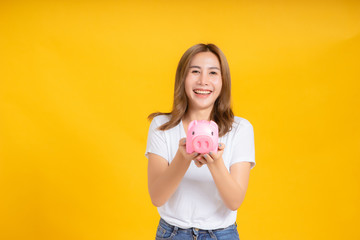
[193,89,212,95]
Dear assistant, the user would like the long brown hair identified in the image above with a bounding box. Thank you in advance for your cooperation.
[147,43,234,137]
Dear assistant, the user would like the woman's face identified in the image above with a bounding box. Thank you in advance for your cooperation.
[184,51,222,112]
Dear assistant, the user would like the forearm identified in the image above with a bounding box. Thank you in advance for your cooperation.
[149,152,191,207]
[208,159,246,211]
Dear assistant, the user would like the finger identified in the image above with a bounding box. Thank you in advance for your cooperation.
[210,151,221,160]
[194,160,204,167]
[194,155,206,164]
[195,155,202,161]
[203,153,214,163]
[218,143,225,149]
[192,152,200,158]
[194,160,203,168]
[179,138,186,146]
[198,158,207,165]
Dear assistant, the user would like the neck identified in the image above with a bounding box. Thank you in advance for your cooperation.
[183,108,213,123]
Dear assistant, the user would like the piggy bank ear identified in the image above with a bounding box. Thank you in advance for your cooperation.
[210,120,219,130]
[188,120,198,131]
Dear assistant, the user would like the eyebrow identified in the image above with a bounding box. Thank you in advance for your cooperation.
[189,65,220,70]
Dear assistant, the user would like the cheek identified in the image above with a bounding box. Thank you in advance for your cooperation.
[185,75,197,88]
[184,78,193,95]
[212,78,222,90]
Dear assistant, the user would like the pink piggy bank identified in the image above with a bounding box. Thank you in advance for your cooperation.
[186,120,219,154]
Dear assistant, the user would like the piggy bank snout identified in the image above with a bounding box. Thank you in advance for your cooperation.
[192,135,214,154]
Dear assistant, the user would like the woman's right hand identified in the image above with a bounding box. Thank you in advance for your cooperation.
[177,138,200,163]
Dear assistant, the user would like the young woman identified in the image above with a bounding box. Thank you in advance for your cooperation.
[145,43,256,240]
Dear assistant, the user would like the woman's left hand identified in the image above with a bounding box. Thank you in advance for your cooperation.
[194,143,225,168]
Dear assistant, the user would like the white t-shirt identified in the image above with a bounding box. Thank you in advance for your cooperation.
[145,114,256,230]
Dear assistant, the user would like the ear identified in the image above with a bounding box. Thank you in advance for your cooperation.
[209,120,218,130]
[188,120,197,131]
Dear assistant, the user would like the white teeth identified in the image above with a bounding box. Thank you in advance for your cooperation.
[194,90,211,94]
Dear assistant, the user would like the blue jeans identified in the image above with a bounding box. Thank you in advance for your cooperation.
[155,218,240,240]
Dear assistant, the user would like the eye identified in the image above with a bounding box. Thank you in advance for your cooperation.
[211,131,213,136]
[191,70,200,74]
[210,71,217,75]
[192,131,195,135]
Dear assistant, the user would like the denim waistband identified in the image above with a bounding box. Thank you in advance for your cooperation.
[159,218,237,233]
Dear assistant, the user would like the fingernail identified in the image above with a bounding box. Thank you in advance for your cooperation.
[209,152,212,155]
[218,143,221,147]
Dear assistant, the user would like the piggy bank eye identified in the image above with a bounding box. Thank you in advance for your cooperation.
[211,131,214,136]
[192,131,195,135]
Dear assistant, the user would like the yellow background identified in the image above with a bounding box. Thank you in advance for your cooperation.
[1,1,359,239]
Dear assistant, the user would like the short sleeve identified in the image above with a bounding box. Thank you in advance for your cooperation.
[144,117,169,162]
[230,119,256,169]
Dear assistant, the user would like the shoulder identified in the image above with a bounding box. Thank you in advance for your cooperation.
[225,116,254,138]
[152,115,170,125]
[232,116,253,130]
[150,114,171,127]
[222,116,254,146]
[221,116,253,139]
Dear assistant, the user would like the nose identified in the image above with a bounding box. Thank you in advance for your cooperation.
[197,71,209,85]
[192,135,213,154]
